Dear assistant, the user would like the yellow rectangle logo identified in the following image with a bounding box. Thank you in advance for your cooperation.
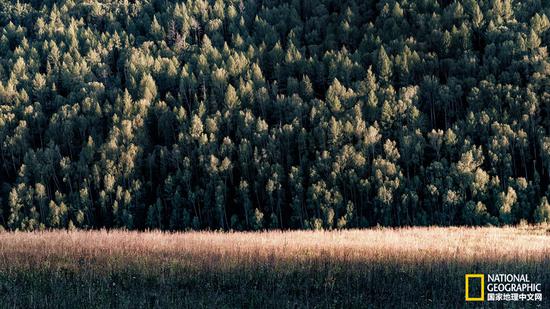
[465,274,485,301]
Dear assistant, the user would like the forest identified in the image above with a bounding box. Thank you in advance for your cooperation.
[1,0,550,231]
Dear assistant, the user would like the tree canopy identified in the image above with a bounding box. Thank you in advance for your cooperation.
[1,0,550,230]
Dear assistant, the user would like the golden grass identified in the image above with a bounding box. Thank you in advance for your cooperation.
[1,226,548,267]
[0,226,548,308]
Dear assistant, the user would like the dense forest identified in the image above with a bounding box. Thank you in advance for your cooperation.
[1,0,550,231]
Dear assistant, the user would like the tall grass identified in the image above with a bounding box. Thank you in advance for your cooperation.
[0,227,548,308]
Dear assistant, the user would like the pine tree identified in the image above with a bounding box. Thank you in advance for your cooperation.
[534,197,550,224]
[376,45,392,84]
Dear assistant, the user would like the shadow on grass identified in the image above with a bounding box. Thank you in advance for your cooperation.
[1,257,548,308]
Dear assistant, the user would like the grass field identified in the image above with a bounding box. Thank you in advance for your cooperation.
[0,227,549,308]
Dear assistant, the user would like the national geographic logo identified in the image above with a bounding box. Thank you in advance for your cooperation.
[465,274,543,302]
[465,274,485,301]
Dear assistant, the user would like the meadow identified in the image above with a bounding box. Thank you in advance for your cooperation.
[0,227,549,308]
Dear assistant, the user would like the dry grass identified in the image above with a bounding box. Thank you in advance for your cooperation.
[0,226,549,308]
